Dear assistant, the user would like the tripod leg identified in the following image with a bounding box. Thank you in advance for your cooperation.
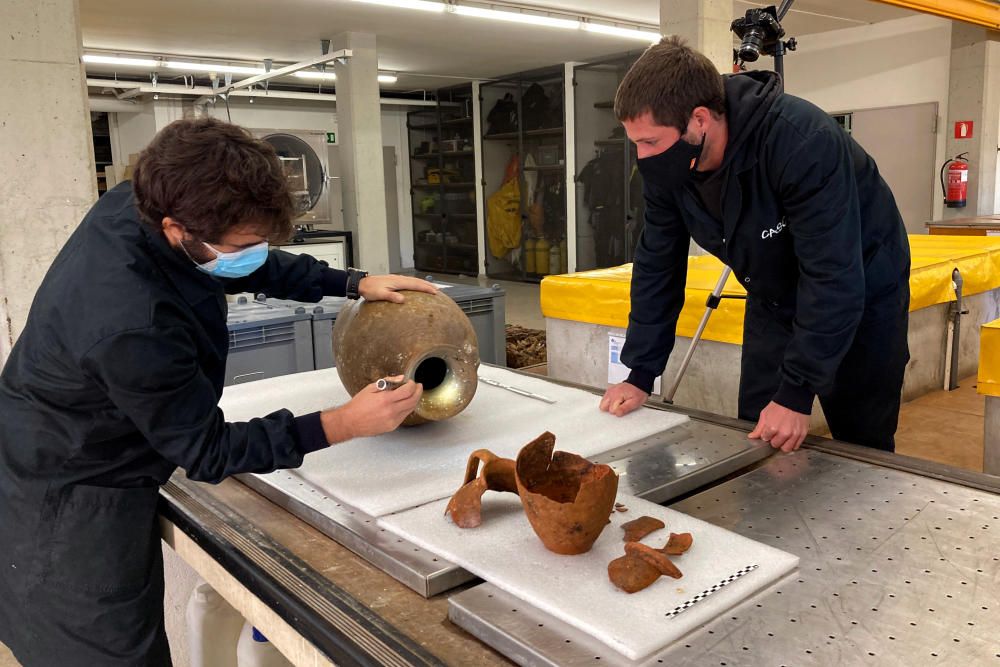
[662,267,733,403]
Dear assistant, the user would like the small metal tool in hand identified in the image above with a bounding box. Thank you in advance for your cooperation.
[478,376,556,404]
[376,378,404,392]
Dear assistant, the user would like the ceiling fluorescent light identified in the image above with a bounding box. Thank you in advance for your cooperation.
[164,61,264,75]
[354,0,445,12]
[452,6,580,30]
[294,71,336,80]
[583,23,661,42]
[294,71,398,84]
[82,54,159,67]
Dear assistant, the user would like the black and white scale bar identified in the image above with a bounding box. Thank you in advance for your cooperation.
[663,564,760,619]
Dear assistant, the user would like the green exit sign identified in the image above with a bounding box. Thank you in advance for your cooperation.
[326,132,337,144]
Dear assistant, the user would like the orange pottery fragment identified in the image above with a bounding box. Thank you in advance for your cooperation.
[609,534,693,593]
[445,449,518,528]
[665,532,693,555]
[624,541,683,579]
[621,516,666,542]
[607,554,661,594]
[515,432,619,555]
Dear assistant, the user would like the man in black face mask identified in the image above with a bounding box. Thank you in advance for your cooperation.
[599,36,910,453]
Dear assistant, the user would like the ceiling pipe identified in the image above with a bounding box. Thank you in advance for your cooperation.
[86,79,450,107]
[88,96,144,113]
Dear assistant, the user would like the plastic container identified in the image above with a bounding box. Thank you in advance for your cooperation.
[524,238,537,273]
[534,238,550,276]
[185,581,243,667]
[237,622,293,667]
[225,296,314,386]
[549,243,561,276]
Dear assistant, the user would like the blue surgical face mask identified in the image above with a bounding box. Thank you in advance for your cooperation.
[188,240,269,278]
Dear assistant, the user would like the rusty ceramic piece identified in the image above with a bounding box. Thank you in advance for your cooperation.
[331,290,479,425]
[665,532,694,555]
[625,542,683,579]
[515,432,619,555]
[621,516,665,542]
[609,533,693,593]
[607,554,661,594]
[445,449,518,528]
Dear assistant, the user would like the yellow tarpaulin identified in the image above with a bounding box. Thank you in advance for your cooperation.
[978,320,1000,398]
[541,235,1000,346]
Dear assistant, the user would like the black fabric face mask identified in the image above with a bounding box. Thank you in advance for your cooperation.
[636,132,705,191]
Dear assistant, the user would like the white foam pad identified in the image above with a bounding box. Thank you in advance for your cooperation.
[378,492,798,661]
[219,367,688,517]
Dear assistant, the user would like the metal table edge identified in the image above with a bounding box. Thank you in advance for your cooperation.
[158,477,447,667]
[498,364,1000,496]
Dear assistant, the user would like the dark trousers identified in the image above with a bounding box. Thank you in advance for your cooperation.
[737,296,910,452]
[0,484,172,667]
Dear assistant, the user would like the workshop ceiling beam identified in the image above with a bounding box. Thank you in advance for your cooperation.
[192,49,353,105]
[868,0,1000,30]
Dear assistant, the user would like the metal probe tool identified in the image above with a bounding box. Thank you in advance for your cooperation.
[478,376,556,404]
[375,378,404,392]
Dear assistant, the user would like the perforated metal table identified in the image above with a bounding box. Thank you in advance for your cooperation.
[159,374,1000,666]
[449,444,1000,665]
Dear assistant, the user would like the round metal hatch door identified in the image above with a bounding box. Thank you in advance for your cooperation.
[262,133,325,217]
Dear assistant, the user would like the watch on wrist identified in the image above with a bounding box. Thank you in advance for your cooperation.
[345,268,369,300]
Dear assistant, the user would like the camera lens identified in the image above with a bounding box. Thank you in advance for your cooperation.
[738,28,765,62]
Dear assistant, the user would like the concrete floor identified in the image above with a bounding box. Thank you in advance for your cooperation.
[0,286,990,667]
[895,375,986,472]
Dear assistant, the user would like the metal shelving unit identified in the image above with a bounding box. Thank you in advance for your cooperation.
[407,85,478,275]
[573,52,644,271]
[480,66,568,283]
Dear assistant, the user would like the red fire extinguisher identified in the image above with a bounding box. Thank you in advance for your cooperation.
[940,152,970,209]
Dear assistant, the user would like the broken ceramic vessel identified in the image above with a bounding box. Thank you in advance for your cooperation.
[515,432,619,555]
[446,449,518,528]
[332,289,479,425]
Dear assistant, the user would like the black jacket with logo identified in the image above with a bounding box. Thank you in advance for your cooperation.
[622,71,910,413]
[0,181,344,491]
[0,182,349,662]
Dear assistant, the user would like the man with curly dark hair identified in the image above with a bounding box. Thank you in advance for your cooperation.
[0,117,436,665]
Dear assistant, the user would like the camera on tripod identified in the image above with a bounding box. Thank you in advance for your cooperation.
[731,6,785,63]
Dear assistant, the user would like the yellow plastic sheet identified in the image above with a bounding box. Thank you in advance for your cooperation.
[541,235,1000,346]
[978,320,1000,397]
[909,235,1000,310]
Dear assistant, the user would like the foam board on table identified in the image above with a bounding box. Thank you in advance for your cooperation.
[219,367,689,518]
[378,492,799,661]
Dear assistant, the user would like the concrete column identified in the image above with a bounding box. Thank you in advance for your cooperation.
[943,23,1000,218]
[660,0,734,73]
[660,1,733,256]
[0,0,96,367]
[333,32,391,274]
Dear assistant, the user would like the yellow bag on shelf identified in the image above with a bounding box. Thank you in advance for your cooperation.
[487,178,521,259]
